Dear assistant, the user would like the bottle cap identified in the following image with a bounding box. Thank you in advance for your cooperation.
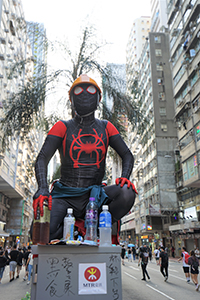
[102,205,108,210]
[89,197,95,201]
[67,208,73,214]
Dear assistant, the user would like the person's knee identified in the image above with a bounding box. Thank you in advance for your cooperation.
[119,184,136,209]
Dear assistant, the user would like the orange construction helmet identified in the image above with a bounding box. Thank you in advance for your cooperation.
[69,74,102,102]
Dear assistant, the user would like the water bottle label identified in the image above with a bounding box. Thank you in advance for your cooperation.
[99,212,111,227]
[86,209,98,220]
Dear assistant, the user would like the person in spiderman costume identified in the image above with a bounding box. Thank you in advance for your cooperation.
[33,74,137,244]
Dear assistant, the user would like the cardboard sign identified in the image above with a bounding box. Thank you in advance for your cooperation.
[78,263,107,295]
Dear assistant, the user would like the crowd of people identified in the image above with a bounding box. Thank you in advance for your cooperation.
[0,244,33,285]
[121,244,199,291]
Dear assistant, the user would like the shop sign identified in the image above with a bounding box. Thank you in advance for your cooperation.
[184,206,197,221]
[179,233,200,239]
[141,235,148,239]
[79,263,107,295]
[149,204,161,216]
[147,225,152,230]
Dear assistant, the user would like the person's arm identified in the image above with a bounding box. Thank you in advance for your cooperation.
[106,121,137,192]
[33,121,65,218]
[177,253,183,262]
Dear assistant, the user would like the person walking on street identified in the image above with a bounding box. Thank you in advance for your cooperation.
[159,246,169,281]
[138,245,150,281]
[178,246,190,283]
[188,250,199,291]
[149,247,152,262]
[23,246,31,281]
[128,247,132,262]
[0,250,8,284]
[171,246,175,258]
[195,247,200,260]
[9,244,19,282]
[26,248,33,285]
[132,246,136,261]
[121,245,126,266]
[16,248,24,279]
[154,247,160,265]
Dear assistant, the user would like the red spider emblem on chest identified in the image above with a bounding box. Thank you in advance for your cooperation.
[69,128,106,168]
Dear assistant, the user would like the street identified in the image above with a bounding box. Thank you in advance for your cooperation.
[0,258,199,300]
[122,257,200,300]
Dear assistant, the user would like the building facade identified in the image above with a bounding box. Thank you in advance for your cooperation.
[0,0,46,247]
[167,0,200,251]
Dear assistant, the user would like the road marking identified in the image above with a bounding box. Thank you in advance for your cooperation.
[147,267,185,281]
[168,269,178,273]
[146,284,175,300]
[129,266,140,271]
[124,272,138,280]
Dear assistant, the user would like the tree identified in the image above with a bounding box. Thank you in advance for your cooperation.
[0,25,148,157]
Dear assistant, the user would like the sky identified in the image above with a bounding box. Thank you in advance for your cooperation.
[22,0,151,64]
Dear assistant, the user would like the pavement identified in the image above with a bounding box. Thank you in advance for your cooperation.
[0,257,179,300]
[0,265,31,300]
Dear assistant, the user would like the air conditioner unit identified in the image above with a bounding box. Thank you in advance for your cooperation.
[172,28,179,37]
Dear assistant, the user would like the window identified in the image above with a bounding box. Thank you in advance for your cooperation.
[156,62,163,71]
[154,36,161,43]
[161,124,167,132]
[155,49,162,56]
[160,108,166,116]
[159,92,165,101]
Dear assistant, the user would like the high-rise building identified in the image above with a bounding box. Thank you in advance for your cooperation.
[126,16,151,83]
[150,0,168,32]
[0,0,45,246]
[167,0,200,250]
[121,32,178,248]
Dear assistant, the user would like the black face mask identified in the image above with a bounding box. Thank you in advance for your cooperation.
[71,84,100,116]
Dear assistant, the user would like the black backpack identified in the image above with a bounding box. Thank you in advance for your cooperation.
[192,258,199,271]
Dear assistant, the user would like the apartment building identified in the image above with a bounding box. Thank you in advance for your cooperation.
[0,0,44,247]
[121,32,178,249]
[150,0,168,32]
[126,16,151,81]
[167,0,200,250]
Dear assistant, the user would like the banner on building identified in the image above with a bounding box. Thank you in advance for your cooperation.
[149,204,161,216]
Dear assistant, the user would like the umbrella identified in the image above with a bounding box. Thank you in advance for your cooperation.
[128,244,135,247]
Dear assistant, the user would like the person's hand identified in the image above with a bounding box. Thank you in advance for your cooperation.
[33,190,52,219]
[115,177,138,194]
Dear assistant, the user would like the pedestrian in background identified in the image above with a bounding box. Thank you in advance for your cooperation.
[128,247,132,262]
[16,248,23,279]
[171,246,175,258]
[26,247,33,285]
[178,246,190,283]
[195,247,200,260]
[188,250,199,291]
[149,247,152,262]
[138,245,150,281]
[132,246,136,261]
[136,247,139,259]
[9,244,19,282]
[23,245,31,281]
[121,245,125,266]
[0,250,8,284]
[159,246,169,282]
[154,247,160,265]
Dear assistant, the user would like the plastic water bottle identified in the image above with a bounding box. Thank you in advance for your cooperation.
[85,197,98,244]
[63,208,75,241]
[99,205,112,247]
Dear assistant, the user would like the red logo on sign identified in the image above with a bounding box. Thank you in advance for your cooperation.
[84,266,101,282]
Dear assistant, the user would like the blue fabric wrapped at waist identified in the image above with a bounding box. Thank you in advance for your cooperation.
[51,181,108,208]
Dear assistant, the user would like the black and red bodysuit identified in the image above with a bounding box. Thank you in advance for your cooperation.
[33,78,136,240]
